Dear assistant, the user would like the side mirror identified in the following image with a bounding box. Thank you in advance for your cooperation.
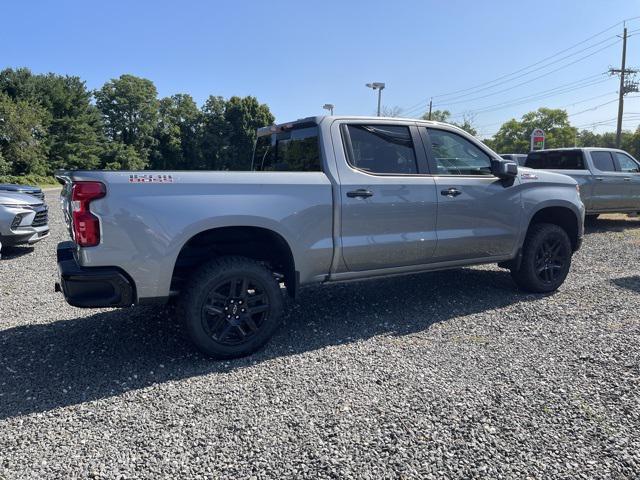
[491,159,518,179]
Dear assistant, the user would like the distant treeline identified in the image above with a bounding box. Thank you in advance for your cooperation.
[0,68,274,179]
[1,67,639,183]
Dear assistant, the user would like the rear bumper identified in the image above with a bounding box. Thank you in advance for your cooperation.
[55,241,135,308]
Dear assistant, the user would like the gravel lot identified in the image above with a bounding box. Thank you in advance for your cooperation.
[1,190,639,479]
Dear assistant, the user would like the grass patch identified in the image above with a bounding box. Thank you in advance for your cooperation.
[0,175,59,189]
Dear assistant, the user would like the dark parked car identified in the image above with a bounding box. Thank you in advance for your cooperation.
[0,184,45,201]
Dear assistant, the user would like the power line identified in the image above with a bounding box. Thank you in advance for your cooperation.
[422,24,619,101]
[568,98,620,116]
[432,40,620,108]
[443,75,611,119]
[402,20,628,113]
[474,92,618,131]
[434,36,617,104]
[403,39,620,117]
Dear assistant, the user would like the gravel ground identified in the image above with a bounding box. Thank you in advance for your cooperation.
[1,190,639,479]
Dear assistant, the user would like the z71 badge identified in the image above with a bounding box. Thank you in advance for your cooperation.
[129,174,174,183]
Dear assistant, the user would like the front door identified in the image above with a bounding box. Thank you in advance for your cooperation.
[336,123,438,271]
[422,127,521,262]
[613,151,640,210]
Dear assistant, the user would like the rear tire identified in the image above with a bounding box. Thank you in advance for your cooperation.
[179,256,284,359]
[511,223,572,293]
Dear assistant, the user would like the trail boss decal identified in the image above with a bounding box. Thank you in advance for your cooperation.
[129,174,174,183]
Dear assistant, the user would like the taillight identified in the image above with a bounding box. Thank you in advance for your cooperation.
[71,181,106,247]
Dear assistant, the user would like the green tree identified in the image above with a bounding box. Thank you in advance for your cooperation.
[220,96,274,170]
[153,94,202,170]
[488,108,577,153]
[100,142,146,170]
[421,109,451,122]
[200,95,229,169]
[420,109,477,136]
[34,74,104,170]
[0,68,105,173]
[94,74,159,167]
[0,93,48,175]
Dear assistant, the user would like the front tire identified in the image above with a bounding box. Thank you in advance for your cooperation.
[179,256,284,359]
[511,223,572,293]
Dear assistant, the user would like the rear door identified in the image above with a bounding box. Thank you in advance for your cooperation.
[589,151,629,211]
[335,121,438,271]
[421,127,521,262]
[613,151,640,209]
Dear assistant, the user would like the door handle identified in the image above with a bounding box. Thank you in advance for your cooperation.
[595,177,604,181]
[346,189,373,198]
[623,177,632,181]
[441,188,462,197]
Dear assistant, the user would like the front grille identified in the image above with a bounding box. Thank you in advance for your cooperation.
[32,207,48,227]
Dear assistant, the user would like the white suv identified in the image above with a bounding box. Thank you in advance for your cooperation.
[0,191,49,251]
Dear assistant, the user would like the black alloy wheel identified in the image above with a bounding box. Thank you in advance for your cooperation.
[201,276,270,346]
[533,233,569,285]
[510,223,573,293]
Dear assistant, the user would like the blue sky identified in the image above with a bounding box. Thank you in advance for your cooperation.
[1,0,639,137]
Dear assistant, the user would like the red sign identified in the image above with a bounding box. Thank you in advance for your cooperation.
[530,128,545,151]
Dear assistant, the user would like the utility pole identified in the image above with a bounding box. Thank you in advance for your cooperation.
[609,25,639,147]
[428,98,433,120]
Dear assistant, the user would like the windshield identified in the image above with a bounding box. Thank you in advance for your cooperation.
[252,126,321,171]
[525,151,585,170]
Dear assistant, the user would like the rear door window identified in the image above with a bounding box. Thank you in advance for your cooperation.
[525,151,585,169]
[344,125,418,174]
[590,151,616,172]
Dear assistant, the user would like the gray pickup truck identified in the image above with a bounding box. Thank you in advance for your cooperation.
[55,116,584,358]
[524,148,640,218]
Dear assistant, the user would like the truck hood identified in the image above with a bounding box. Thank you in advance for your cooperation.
[0,191,44,206]
[518,166,578,185]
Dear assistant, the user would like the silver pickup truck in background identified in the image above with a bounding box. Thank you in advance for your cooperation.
[55,116,584,359]
[524,148,640,219]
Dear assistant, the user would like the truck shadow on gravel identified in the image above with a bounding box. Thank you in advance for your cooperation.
[584,216,640,235]
[0,267,546,420]
[611,275,640,293]
[0,245,35,260]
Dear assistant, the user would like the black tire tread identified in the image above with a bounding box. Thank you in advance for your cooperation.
[178,255,284,359]
[511,223,572,293]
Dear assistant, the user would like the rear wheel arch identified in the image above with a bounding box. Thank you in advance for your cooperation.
[171,226,297,298]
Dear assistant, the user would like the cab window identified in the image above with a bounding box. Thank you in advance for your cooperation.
[426,128,492,175]
[590,151,616,172]
[614,152,640,173]
[344,125,418,174]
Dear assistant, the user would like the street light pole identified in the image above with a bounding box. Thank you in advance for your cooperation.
[366,82,385,116]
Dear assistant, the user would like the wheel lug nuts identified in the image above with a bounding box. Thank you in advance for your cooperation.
[235,315,239,319]
[227,315,231,319]
[230,300,234,304]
